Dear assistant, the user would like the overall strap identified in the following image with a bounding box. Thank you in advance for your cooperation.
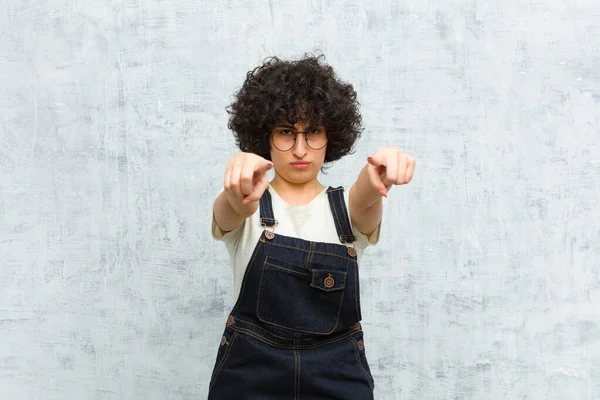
[326,186,356,244]
[259,188,277,227]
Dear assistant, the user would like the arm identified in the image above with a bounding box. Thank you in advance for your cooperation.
[349,146,416,236]
[213,191,259,234]
[349,165,384,237]
[213,152,273,234]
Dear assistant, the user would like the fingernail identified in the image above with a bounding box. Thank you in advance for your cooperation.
[242,199,250,205]
[378,189,387,198]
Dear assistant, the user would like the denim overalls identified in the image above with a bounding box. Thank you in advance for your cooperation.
[208,187,374,399]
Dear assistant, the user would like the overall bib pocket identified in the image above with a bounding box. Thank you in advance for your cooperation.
[257,256,347,334]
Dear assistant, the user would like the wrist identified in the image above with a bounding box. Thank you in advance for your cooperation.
[224,191,258,218]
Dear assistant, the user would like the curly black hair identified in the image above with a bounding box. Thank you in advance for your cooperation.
[226,53,363,164]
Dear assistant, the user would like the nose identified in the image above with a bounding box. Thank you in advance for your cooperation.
[292,133,308,157]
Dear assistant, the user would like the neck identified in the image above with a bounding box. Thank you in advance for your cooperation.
[270,175,325,206]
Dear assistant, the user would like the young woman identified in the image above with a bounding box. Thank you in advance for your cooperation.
[209,54,415,399]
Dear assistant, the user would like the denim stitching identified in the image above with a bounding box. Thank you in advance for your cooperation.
[305,242,313,269]
[233,318,314,341]
[209,331,239,391]
[334,186,356,242]
[328,187,345,243]
[265,262,311,277]
[294,349,300,400]
[226,323,357,349]
[354,261,361,321]
[231,241,263,314]
[256,259,346,335]
[267,189,275,225]
[259,193,268,221]
[349,337,374,390]
[333,188,356,243]
[261,240,358,262]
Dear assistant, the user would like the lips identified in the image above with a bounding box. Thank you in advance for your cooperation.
[291,161,311,169]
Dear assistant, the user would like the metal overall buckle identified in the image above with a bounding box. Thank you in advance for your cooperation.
[340,235,357,257]
[347,242,357,257]
[260,218,279,240]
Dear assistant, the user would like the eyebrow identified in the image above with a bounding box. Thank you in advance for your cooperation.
[274,123,324,129]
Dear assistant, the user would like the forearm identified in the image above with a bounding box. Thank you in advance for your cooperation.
[351,164,384,210]
[349,164,384,236]
[213,191,258,233]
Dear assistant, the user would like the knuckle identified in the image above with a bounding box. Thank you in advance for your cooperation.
[241,172,253,182]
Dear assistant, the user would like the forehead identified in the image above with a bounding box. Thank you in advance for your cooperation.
[273,120,304,127]
[271,103,323,128]
[272,120,323,128]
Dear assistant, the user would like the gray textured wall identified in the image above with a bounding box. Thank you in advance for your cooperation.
[1,0,599,399]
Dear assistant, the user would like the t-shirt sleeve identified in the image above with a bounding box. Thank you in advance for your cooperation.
[344,188,381,248]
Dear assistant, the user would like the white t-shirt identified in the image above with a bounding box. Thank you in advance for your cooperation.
[212,185,381,299]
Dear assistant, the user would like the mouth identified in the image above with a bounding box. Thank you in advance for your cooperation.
[290,161,311,169]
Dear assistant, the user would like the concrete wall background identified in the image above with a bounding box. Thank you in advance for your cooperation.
[1,0,599,398]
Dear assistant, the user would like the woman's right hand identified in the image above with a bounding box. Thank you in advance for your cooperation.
[224,152,273,209]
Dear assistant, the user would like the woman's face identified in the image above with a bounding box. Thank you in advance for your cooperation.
[269,120,327,185]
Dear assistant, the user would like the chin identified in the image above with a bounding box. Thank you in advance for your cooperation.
[285,170,319,183]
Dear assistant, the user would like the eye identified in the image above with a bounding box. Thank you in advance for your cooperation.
[277,129,294,136]
[307,127,320,135]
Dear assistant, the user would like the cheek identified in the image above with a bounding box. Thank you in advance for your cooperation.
[269,149,287,169]
[269,148,280,162]
[318,147,327,162]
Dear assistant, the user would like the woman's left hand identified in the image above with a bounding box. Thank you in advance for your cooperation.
[367,146,416,197]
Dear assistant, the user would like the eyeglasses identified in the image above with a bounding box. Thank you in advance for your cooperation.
[270,127,328,151]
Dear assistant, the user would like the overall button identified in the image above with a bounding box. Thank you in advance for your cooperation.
[324,274,335,288]
[357,340,365,351]
[220,336,228,346]
[226,315,235,326]
[310,269,347,292]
